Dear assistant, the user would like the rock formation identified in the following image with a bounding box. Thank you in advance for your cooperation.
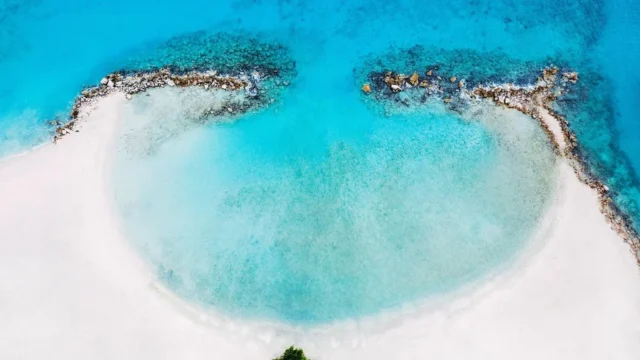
[362,65,640,265]
[50,67,279,142]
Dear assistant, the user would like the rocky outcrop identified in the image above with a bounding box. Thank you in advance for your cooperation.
[361,65,640,265]
[472,70,640,262]
[409,72,420,86]
[51,68,274,143]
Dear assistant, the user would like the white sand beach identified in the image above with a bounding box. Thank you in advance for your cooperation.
[1,93,640,359]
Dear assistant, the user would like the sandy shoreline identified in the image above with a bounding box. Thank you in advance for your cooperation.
[1,93,640,359]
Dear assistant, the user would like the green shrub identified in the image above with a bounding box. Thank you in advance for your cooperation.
[273,346,309,360]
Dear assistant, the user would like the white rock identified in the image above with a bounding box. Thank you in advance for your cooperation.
[107,80,114,88]
[125,94,132,100]
[165,79,175,87]
[100,78,108,85]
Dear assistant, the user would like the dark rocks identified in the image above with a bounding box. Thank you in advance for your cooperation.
[359,64,640,265]
[245,84,258,97]
[50,66,276,142]
[562,72,579,84]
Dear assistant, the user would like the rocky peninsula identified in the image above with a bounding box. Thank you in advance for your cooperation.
[362,64,640,265]
[50,67,287,142]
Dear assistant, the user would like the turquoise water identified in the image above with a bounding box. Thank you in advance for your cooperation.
[2,0,639,323]
[113,85,556,324]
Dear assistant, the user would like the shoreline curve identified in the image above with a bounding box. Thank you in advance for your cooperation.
[1,90,639,358]
[1,61,639,358]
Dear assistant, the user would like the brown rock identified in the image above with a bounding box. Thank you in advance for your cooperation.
[426,70,433,76]
[450,76,457,83]
[444,97,452,103]
[409,72,419,86]
[419,80,429,88]
[361,83,372,93]
[562,72,579,83]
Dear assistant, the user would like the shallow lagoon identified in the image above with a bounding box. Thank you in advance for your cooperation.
[2,0,639,325]
[112,80,556,324]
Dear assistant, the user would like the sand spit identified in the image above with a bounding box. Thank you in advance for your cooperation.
[50,67,277,142]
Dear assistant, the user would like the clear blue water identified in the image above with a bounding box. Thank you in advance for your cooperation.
[2,0,639,324]
[112,83,556,324]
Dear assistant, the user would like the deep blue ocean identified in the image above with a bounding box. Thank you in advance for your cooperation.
[2,0,639,325]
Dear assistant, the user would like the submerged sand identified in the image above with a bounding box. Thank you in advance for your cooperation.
[1,93,639,359]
